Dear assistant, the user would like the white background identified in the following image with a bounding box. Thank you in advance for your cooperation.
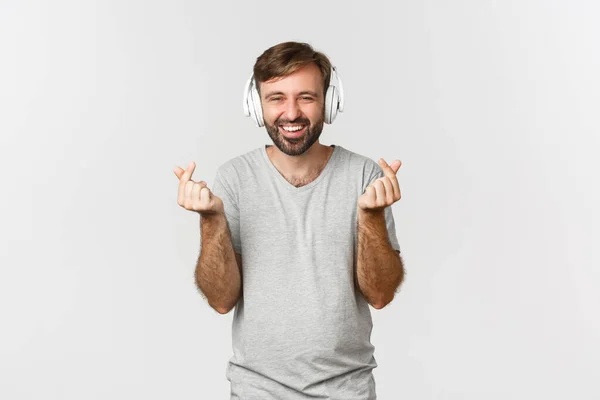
[1,0,598,399]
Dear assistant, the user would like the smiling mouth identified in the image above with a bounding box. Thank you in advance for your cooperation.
[279,124,307,139]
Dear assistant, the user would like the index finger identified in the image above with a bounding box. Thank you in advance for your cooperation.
[173,166,184,180]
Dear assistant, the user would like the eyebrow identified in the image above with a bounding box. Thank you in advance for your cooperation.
[263,91,284,99]
[263,90,319,99]
[298,91,319,97]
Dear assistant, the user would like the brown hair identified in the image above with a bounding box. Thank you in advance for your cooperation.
[253,41,332,97]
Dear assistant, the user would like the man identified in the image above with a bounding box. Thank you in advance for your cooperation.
[174,42,405,399]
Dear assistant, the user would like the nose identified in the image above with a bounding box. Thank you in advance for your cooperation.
[283,99,302,121]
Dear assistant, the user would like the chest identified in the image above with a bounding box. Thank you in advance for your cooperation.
[238,176,361,250]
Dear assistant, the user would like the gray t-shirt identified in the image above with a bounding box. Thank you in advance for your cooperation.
[208,144,400,399]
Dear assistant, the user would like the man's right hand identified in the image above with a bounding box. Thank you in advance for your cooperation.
[174,161,224,215]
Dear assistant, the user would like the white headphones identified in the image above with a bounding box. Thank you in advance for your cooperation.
[243,66,345,127]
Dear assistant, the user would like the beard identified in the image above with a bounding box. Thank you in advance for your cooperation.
[265,114,324,156]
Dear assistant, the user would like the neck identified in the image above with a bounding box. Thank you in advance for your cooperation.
[266,142,334,183]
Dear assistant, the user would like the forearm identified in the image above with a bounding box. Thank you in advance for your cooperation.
[195,212,241,314]
[356,208,404,309]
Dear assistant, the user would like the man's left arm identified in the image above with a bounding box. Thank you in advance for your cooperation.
[356,158,405,309]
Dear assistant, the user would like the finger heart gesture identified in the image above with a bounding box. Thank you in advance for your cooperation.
[358,159,402,211]
[174,161,224,215]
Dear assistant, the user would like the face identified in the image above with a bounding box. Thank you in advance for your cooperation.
[260,63,325,156]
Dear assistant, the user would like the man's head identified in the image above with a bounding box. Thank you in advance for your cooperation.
[253,42,333,156]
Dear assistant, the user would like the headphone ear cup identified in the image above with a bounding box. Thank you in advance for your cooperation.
[244,76,264,127]
[243,76,252,118]
[249,82,264,127]
[324,85,338,124]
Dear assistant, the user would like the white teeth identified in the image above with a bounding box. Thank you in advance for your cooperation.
[281,126,304,132]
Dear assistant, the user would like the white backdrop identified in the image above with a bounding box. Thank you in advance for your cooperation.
[1,0,598,399]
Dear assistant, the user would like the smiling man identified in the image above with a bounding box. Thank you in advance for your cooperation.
[174,41,405,399]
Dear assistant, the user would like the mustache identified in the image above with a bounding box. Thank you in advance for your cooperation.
[276,117,310,126]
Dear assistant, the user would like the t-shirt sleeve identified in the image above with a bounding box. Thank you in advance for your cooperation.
[207,168,242,255]
[363,163,401,253]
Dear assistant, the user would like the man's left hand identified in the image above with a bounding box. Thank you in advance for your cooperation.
[358,159,402,211]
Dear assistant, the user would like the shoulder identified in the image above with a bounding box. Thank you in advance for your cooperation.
[215,146,264,181]
[211,147,263,202]
[335,145,383,183]
[336,145,380,170]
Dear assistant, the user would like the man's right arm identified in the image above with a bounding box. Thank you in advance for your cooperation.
[195,212,242,314]
[174,161,242,315]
